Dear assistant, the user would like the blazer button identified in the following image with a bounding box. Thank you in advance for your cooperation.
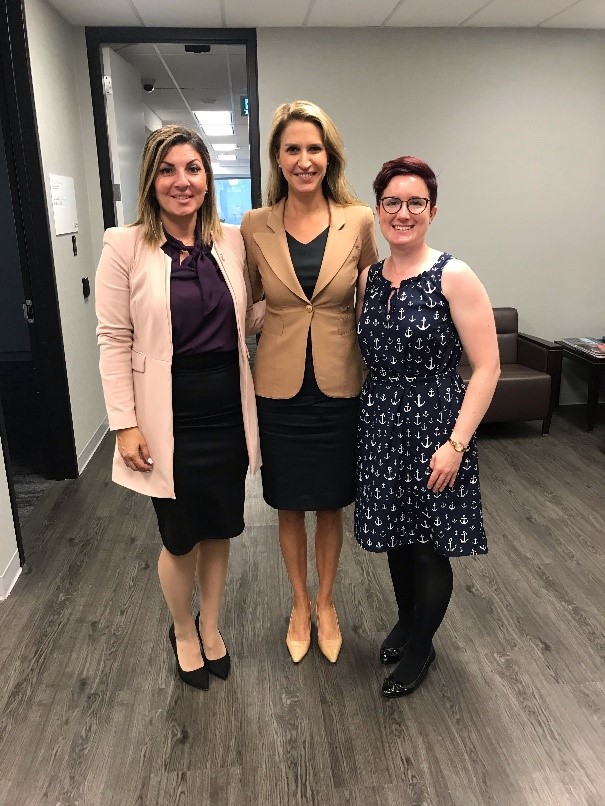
[305,304,313,312]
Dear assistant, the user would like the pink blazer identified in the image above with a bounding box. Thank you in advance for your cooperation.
[95,224,263,498]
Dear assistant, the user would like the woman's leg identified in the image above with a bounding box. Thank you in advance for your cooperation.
[196,538,230,660]
[384,544,416,652]
[314,508,344,640]
[157,545,202,672]
[278,509,311,639]
[389,542,453,683]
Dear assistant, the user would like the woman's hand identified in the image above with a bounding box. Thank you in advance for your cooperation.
[427,442,463,492]
[116,427,154,472]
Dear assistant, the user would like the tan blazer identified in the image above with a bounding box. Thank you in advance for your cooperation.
[95,224,263,499]
[241,199,378,398]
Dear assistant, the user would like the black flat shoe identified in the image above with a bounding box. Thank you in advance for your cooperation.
[380,624,411,665]
[195,612,231,680]
[380,642,408,665]
[168,624,209,690]
[382,645,436,698]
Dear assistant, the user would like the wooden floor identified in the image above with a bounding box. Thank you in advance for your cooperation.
[0,406,603,806]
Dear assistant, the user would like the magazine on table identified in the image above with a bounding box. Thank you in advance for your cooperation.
[558,337,605,358]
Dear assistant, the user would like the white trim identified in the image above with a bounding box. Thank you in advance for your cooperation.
[77,417,108,474]
[0,550,22,600]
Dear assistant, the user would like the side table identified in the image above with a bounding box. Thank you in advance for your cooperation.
[555,342,605,431]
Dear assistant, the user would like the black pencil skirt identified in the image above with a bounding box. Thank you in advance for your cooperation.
[256,395,359,511]
[151,351,248,556]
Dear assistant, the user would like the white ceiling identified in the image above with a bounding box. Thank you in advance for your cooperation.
[46,0,605,30]
[48,0,605,175]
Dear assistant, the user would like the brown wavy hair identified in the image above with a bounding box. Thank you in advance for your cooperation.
[133,124,221,245]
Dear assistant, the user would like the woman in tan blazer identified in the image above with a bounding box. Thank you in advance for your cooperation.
[241,101,378,664]
[96,125,263,690]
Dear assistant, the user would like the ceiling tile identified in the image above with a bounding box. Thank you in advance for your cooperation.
[306,0,400,27]
[45,0,142,26]
[225,0,309,27]
[385,0,488,27]
[133,0,223,27]
[463,0,579,27]
[541,0,605,28]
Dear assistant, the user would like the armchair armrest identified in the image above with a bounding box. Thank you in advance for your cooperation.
[518,333,562,413]
[518,334,560,371]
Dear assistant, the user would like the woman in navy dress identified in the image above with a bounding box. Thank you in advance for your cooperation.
[355,157,500,697]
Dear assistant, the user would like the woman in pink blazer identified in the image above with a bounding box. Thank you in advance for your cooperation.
[96,125,263,690]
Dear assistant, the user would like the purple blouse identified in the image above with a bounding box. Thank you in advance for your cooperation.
[161,229,238,355]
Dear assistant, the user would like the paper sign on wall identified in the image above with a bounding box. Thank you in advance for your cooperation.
[49,174,78,235]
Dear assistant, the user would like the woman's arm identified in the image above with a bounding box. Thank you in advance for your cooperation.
[355,208,378,323]
[427,260,500,492]
[95,230,152,472]
[240,211,266,336]
[359,207,379,271]
[356,266,370,323]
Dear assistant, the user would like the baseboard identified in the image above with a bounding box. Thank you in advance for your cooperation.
[0,550,22,600]
[78,417,108,474]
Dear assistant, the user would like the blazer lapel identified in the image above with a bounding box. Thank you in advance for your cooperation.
[149,236,173,338]
[253,198,307,302]
[313,200,359,299]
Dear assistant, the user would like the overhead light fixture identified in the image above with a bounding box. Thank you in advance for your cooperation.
[193,111,234,138]
[202,125,234,137]
[194,110,232,125]
[217,154,236,161]
[211,143,238,151]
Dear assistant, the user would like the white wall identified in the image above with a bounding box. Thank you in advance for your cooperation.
[257,27,605,404]
[24,0,107,469]
[0,438,21,599]
[102,47,148,226]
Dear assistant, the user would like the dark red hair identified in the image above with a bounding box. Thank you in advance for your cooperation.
[373,156,438,208]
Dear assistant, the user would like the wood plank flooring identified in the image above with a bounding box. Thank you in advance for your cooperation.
[0,406,603,805]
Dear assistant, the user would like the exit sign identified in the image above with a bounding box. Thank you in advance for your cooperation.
[240,95,249,116]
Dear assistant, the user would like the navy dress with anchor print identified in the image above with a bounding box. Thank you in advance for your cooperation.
[355,253,488,557]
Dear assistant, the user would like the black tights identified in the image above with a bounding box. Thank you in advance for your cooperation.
[386,542,453,682]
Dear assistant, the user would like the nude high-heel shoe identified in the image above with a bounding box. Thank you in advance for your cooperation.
[286,610,311,663]
[316,603,342,664]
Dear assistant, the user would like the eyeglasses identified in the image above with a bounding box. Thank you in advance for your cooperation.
[380,196,429,215]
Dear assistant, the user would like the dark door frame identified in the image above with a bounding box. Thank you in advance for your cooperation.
[85,26,261,231]
[0,0,78,487]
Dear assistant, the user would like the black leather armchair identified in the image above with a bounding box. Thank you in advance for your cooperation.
[458,307,562,435]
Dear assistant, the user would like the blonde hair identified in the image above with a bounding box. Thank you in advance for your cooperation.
[133,124,222,245]
[266,100,361,207]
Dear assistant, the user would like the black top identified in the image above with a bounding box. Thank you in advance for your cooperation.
[286,228,356,406]
[161,228,238,355]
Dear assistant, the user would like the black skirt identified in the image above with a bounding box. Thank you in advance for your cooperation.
[152,351,248,555]
[256,395,359,511]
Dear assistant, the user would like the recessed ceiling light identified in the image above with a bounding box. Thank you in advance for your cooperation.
[193,110,232,125]
[217,154,236,161]
[211,143,238,151]
[202,125,234,137]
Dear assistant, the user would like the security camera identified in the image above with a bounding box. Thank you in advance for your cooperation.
[142,80,156,93]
